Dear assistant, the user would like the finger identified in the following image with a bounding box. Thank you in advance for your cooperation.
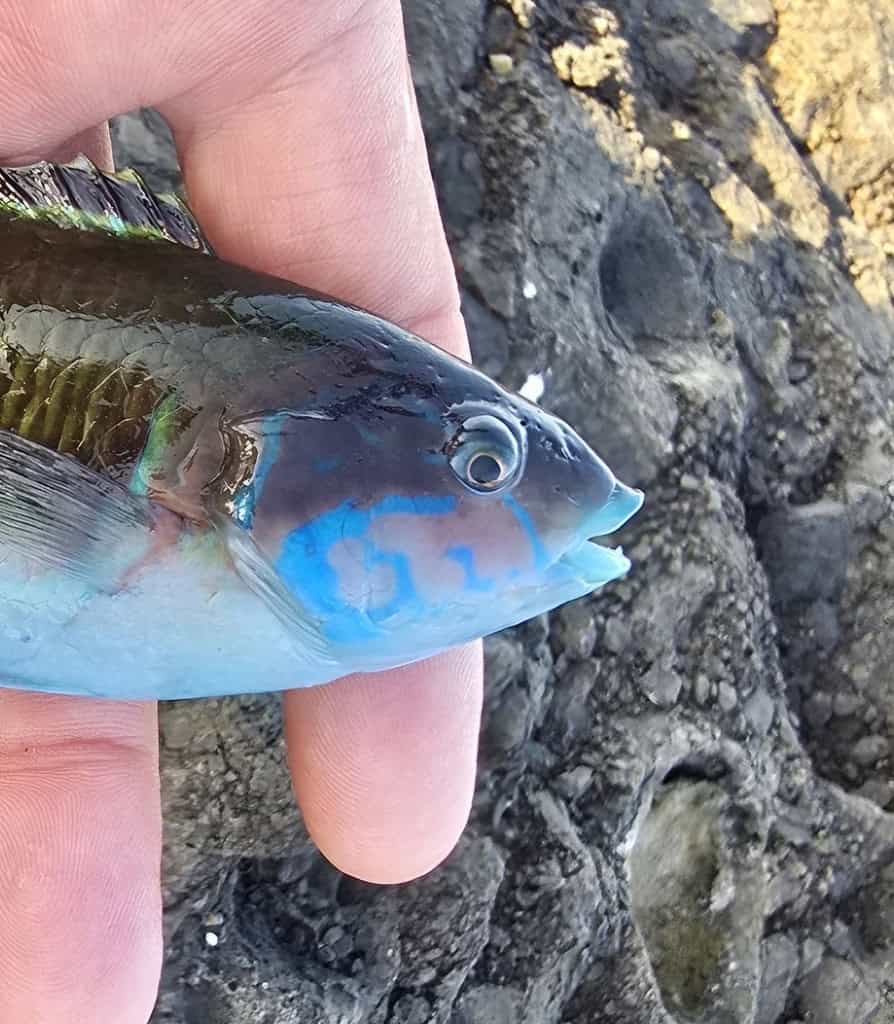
[0,694,162,1024]
[0,0,482,884]
[0,1,465,350]
[0,127,163,1024]
[287,646,483,884]
[45,124,113,168]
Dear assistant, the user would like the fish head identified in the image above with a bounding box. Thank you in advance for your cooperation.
[223,326,643,666]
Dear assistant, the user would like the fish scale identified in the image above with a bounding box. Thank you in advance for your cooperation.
[0,315,164,476]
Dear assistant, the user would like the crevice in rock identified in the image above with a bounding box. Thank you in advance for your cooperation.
[628,778,765,1024]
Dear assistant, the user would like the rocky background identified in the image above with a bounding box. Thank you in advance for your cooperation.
[110,0,894,1021]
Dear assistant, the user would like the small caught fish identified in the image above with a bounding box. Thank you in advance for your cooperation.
[0,157,643,700]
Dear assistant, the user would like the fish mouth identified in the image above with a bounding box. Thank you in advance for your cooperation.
[558,538,631,586]
[558,480,644,587]
[586,479,645,536]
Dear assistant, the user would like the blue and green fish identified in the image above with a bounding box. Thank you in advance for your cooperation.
[0,158,643,699]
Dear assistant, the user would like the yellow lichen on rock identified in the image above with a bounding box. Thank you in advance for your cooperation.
[551,36,630,90]
[489,53,515,76]
[509,0,535,29]
[577,3,620,37]
[840,218,894,309]
[710,175,776,241]
[740,68,830,249]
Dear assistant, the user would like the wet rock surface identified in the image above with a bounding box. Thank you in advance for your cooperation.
[110,1,894,1021]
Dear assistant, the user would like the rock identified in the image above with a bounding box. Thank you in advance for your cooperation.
[599,199,705,348]
[553,602,598,661]
[851,735,889,768]
[602,615,631,654]
[454,984,522,1023]
[757,501,851,608]
[629,780,766,1023]
[745,688,776,736]
[638,661,683,707]
[461,289,511,377]
[798,956,880,1024]
[718,682,739,712]
[755,933,800,1024]
[693,673,712,706]
[859,861,894,956]
[109,109,180,192]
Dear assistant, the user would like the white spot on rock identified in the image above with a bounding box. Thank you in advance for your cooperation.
[519,372,545,403]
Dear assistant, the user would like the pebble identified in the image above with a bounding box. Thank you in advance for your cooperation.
[603,615,631,654]
[638,662,683,707]
[693,673,711,706]
[717,682,738,712]
[555,765,594,800]
[489,53,514,76]
[642,146,662,172]
[745,688,775,736]
[851,734,889,767]
[832,691,864,717]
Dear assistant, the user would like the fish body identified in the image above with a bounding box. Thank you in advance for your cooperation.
[0,159,643,700]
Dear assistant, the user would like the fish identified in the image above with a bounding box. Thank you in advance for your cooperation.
[0,156,643,700]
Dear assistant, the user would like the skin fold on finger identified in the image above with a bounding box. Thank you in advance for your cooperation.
[0,130,163,1024]
[0,0,483,887]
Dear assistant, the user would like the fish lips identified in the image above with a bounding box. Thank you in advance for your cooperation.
[558,480,644,587]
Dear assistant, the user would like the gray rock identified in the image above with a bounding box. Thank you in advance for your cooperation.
[553,602,598,661]
[757,501,851,608]
[745,688,776,736]
[798,956,879,1024]
[629,780,765,1023]
[718,681,739,712]
[454,984,522,1024]
[109,108,180,192]
[693,673,712,706]
[461,289,511,378]
[638,661,683,707]
[851,735,889,767]
[858,861,894,957]
[755,933,800,1024]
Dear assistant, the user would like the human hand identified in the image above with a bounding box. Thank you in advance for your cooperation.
[0,2,483,1020]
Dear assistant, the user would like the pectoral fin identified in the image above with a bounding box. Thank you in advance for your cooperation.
[0,428,176,588]
[215,515,336,666]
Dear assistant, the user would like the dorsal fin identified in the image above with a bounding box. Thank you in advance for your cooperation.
[0,155,213,254]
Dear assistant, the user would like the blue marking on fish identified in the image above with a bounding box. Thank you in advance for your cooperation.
[502,495,550,571]
[446,545,494,593]
[275,494,457,644]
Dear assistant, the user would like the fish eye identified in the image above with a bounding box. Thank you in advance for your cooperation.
[448,413,524,493]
